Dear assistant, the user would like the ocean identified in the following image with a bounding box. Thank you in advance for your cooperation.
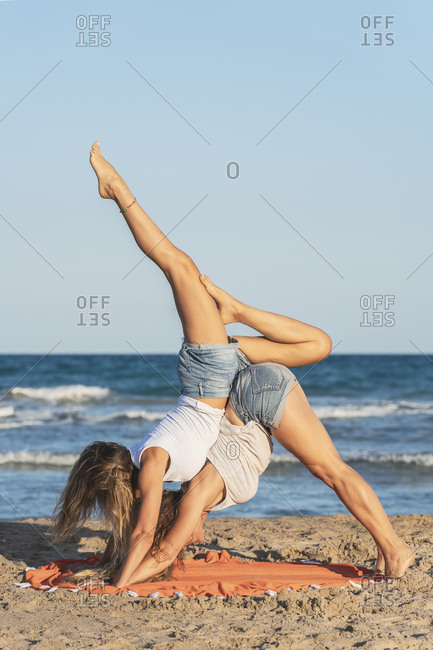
[0,354,431,521]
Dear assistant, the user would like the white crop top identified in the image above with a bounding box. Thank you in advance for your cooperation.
[129,395,224,483]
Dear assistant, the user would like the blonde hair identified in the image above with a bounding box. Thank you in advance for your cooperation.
[51,441,184,584]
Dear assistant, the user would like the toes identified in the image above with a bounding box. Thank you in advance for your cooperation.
[200,275,218,296]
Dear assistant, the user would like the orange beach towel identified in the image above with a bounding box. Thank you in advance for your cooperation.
[23,550,374,597]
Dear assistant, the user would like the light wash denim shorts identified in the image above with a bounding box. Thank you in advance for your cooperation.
[177,336,246,399]
[229,362,296,430]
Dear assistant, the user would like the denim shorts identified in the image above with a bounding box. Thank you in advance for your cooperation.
[229,362,296,430]
[177,337,246,399]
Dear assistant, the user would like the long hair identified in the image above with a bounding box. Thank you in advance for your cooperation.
[51,441,184,584]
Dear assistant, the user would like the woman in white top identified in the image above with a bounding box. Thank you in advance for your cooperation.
[51,143,332,587]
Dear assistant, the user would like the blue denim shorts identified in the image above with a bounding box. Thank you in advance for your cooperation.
[177,337,246,399]
[229,362,296,430]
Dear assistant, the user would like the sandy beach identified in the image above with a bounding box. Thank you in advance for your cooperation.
[1,514,432,649]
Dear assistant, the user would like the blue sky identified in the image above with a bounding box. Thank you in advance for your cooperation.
[0,1,432,354]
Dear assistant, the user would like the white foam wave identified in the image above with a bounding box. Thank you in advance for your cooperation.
[269,454,298,465]
[269,452,433,467]
[367,453,433,467]
[313,400,433,420]
[0,407,14,418]
[87,410,167,424]
[10,385,111,404]
[0,450,78,467]
[398,401,433,411]
[0,419,45,431]
[0,407,165,430]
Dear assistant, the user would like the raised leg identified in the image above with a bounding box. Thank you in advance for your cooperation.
[272,380,413,578]
[90,145,228,341]
[200,275,332,367]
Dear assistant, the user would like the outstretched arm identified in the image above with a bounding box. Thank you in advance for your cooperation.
[200,275,332,367]
[114,448,169,588]
[126,463,224,584]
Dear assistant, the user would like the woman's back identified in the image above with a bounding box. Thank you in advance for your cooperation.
[129,395,225,482]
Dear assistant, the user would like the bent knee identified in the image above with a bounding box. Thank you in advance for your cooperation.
[318,334,332,360]
[165,251,197,278]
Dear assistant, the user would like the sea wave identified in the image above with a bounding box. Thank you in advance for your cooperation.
[0,450,79,468]
[0,407,14,418]
[84,410,167,424]
[0,418,48,431]
[0,407,165,430]
[313,400,433,420]
[270,451,433,467]
[10,385,111,404]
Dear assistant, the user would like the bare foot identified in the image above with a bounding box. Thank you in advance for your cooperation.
[89,142,123,200]
[199,275,243,325]
[383,541,414,578]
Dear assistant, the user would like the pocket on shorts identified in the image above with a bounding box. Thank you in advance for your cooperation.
[251,364,284,394]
